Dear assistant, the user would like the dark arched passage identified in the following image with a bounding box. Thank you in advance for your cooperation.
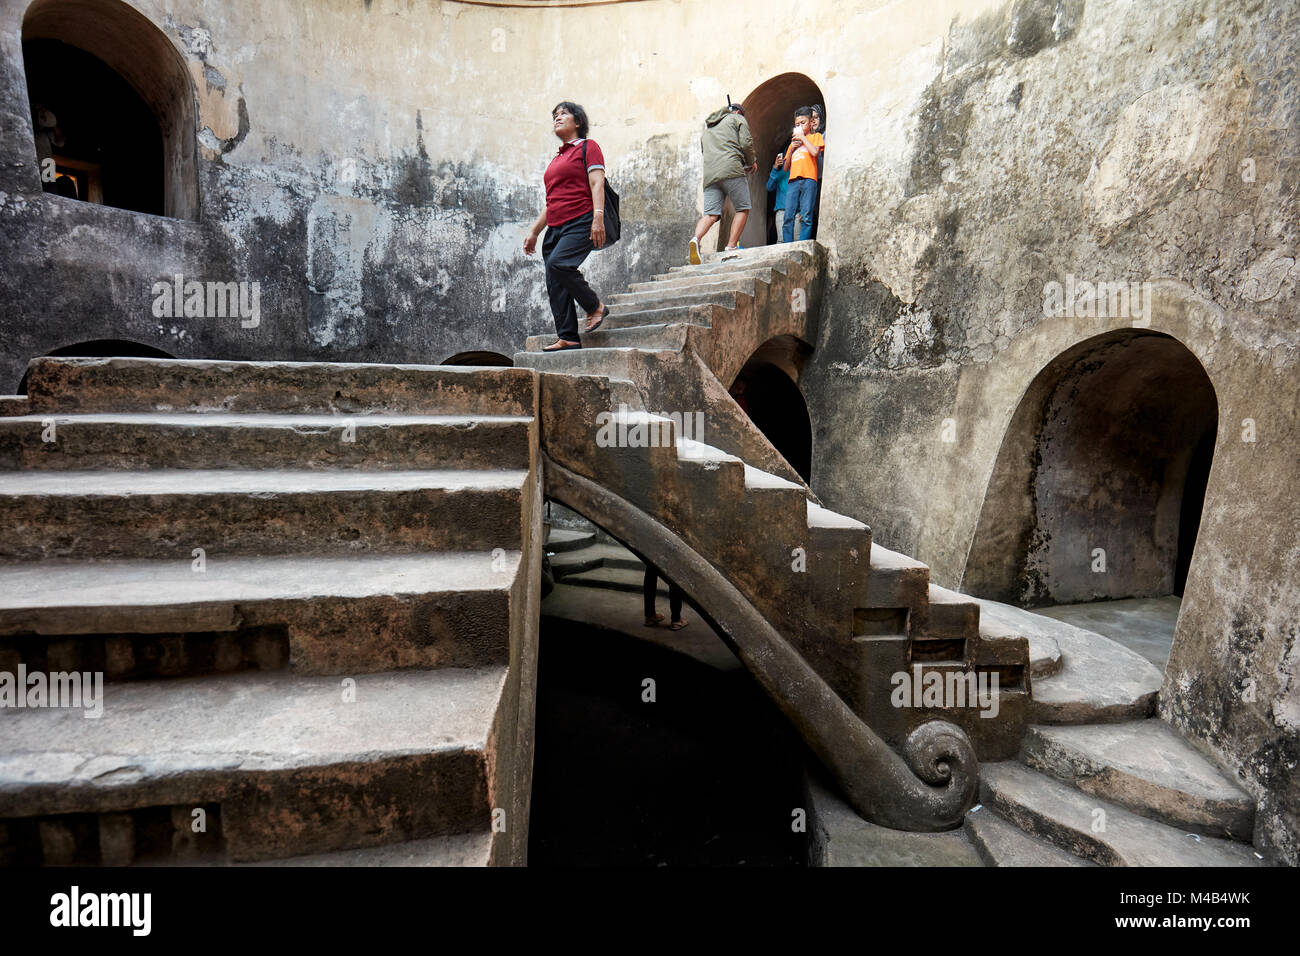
[442,350,514,367]
[963,330,1218,608]
[729,335,814,482]
[22,0,199,219]
[720,72,826,250]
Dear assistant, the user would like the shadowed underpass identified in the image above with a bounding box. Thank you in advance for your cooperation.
[528,618,811,866]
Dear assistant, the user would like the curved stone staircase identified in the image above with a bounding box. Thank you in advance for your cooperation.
[520,241,1272,864]
[517,243,1022,829]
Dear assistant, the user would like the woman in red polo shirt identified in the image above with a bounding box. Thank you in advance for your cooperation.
[523,102,610,351]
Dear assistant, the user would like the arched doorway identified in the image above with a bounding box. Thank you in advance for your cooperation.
[442,350,514,367]
[729,335,814,482]
[963,330,1218,668]
[22,0,199,219]
[720,73,826,250]
[16,339,176,393]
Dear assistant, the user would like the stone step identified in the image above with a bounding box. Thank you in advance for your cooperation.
[524,322,689,353]
[513,347,675,382]
[672,241,815,273]
[972,597,1063,679]
[23,357,536,418]
[923,583,980,642]
[865,544,930,619]
[0,397,30,417]
[649,263,783,284]
[598,303,715,331]
[238,832,492,867]
[0,667,507,863]
[978,762,1263,867]
[0,412,533,471]
[561,565,669,597]
[549,542,644,577]
[629,267,775,295]
[605,288,743,311]
[0,468,528,560]
[543,527,596,553]
[1021,721,1256,839]
[740,462,809,541]
[806,500,869,533]
[1024,614,1162,724]
[963,804,1094,866]
[0,551,520,675]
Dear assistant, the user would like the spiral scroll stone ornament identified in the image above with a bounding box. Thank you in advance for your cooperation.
[900,719,980,827]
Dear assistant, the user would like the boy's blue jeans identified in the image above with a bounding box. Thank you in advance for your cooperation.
[783,177,818,241]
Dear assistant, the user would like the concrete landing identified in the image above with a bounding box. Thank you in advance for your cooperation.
[804,773,983,867]
[542,582,740,673]
[1036,596,1180,670]
[1012,612,1163,724]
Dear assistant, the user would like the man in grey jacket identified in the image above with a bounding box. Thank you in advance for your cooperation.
[688,102,757,264]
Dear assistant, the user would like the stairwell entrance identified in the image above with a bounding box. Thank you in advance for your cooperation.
[963,330,1219,671]
[729,335,814,482]
[717,73,826,251]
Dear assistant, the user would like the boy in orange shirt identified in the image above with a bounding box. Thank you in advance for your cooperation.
[782,107,824,242]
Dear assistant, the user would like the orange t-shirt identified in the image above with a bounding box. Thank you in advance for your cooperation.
[789,132,824,182]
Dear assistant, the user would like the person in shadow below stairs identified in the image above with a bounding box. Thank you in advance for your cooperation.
[643,564,688,631]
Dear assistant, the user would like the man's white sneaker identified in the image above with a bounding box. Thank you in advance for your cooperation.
[688,237,701,265]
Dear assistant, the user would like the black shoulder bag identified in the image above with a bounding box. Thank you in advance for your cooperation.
[583,140,621,246]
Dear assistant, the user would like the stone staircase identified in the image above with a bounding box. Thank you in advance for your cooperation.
[956,599,1264,866]
[520,242,1272,863]
[516,243,1032,830]
[0,356,543,866]
[0,246,1272,866]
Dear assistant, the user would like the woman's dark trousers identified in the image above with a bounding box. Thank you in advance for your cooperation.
[643,567,684,621]
[542,211,600,341]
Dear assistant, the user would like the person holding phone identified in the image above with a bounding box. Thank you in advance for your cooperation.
[782,106,824,242]
[523,101,610,352]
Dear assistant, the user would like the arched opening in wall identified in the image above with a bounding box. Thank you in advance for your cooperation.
[16,340,176,393]
[441,350,514,367]
[22,0,199,219]
[718,73,826,251]
[729,335,814,482]
[963,330,1218,671]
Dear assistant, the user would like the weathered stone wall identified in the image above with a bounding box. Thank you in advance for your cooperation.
[0,0,1294,860]
[798,0,1300,862]
[0,0,706,389]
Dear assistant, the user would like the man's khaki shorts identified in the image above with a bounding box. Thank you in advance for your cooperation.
[703,175,752,216]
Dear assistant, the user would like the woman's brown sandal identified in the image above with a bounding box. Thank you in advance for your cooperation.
[644,613,664,627]
[669,619,689,631]
[584,306,609,334]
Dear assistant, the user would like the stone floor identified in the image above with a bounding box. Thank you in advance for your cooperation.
[1035,596,1181,670]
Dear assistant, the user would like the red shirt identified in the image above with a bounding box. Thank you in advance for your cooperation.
[544,138,604,227]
